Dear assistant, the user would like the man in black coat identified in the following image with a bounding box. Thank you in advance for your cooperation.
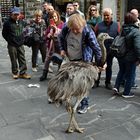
[2,6,31,79]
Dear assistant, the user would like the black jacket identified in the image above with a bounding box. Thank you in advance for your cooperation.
[2,17,25,47]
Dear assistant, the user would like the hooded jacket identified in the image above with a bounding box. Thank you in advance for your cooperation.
[122,24,140,62]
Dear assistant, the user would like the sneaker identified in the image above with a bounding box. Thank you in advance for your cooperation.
[13,74,19,79]
[48,97,53,104]
[32,67,37,72]
[105,83,112,90]
[93,81,100,88]
[77,106,89,114]
[113,88,119,95]
[19,73,31,79]
[122,93,135,98]
[131,84,139,89]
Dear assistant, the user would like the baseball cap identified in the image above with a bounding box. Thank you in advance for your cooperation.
[10,6,20,14]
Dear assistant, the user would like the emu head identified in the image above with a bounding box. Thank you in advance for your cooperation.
[97,33,113,44]
[97,33,113,65]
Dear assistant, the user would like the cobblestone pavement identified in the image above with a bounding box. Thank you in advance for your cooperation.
[0,29,140,140]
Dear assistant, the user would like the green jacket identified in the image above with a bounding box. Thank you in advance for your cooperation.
[87,16,102,29]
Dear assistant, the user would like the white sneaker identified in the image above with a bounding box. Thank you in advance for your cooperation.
[48,97,53,103]
[32,67,38,72]
[48,67,53,73]
[122,93,135,98]
[77,106,89,114]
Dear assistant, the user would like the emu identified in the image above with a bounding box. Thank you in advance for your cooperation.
[47,33,113,133]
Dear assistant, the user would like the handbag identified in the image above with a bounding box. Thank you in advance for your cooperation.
[23,27,34,47]
[24,35,34,47]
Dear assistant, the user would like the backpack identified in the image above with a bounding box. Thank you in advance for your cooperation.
[110,33,127,58]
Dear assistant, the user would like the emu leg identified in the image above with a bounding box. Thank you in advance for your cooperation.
[72,97,85,133]
[66,107,85,133]
[65,101,74,133]
[66,96,86,133]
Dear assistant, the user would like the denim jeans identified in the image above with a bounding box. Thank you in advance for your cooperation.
[131,64,137,86]
[80,97,89,108]
[121,63,136,87]
[114,59,136,95]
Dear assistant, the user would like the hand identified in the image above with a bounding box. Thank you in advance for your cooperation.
[98,63,107,72]
[47,33,53,38]
[60,50,66,57]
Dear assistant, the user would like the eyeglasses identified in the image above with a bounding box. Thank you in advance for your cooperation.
[73,5,78,7]
[90,9,97,11]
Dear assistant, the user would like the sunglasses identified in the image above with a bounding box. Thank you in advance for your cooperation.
[90,9,97,11]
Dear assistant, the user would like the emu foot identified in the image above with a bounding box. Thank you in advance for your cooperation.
[65,127,74,133]
[65,127,85,133]
[75,127,85,133]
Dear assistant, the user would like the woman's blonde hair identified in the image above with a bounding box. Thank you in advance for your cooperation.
[34,9,43,16]
[67,13,86,29]
[86,5,100,20]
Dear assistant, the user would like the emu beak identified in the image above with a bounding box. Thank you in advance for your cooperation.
[107,36,114,40]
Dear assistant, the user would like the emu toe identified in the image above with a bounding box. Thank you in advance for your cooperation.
[65,127,74,133]
[75,127,85,133]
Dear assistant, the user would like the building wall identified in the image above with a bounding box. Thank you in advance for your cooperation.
[127,0,140,13]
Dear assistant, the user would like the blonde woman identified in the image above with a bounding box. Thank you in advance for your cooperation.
[86,5,102,30]
[58,13,103,114]
[30,9,46,72]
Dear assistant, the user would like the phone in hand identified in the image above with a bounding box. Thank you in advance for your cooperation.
[50,19,55,26]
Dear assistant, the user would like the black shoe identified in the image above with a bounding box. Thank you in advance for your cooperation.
[40,75,46,81]
[93,80,100,88]
[105,83,112,90]
[40,70,48,81]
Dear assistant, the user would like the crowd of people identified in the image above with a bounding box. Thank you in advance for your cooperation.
[2,1,140,114]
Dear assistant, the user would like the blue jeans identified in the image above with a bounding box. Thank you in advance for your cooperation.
[121,63,136,86]
[80,97,89,108]
[114,59,136,95]
[131,64,137,86]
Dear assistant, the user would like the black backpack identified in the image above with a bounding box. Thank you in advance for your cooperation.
[110,31,128,58]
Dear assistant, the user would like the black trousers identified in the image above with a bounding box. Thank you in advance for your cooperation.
[96,53,115,85]
[31,42,46,68]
